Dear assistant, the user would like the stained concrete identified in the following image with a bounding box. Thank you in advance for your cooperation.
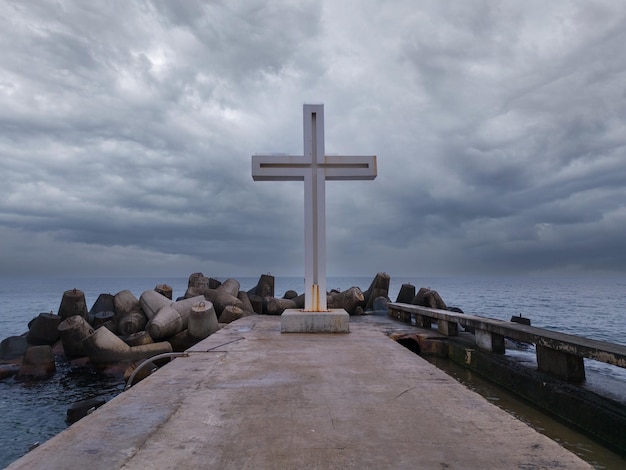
[7,316,592,469]
[281,308,350,333]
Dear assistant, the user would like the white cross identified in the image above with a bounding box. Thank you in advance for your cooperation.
[252,104,377,311]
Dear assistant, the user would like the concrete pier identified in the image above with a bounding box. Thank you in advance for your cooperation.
[7,316,591,469]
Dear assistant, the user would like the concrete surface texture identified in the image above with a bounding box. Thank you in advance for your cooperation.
[7,316,592,469]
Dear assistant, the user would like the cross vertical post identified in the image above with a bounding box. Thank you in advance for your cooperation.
[252,104,377,312]
[304,104,326,311]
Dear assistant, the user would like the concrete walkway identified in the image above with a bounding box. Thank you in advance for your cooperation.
[8,316,591,469]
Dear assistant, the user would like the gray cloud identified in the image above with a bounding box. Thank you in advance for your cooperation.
[1,0,625,279]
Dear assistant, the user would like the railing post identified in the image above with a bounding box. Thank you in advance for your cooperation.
[414,314,432,329]
[475,329,505,354]
[437,320,458,336]
[536,345,585,382]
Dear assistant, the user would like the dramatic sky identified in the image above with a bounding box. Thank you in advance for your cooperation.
[1,1,625,278]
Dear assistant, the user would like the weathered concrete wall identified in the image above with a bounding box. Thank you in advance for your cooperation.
[444,336,626,454]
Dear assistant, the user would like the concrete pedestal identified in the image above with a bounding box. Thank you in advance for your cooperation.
[281,309,350,333]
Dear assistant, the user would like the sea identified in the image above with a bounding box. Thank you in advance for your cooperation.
[0,274,625,468]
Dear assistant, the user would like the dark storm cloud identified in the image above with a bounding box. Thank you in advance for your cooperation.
[1,0,625,278]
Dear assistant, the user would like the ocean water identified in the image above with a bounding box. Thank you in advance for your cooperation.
[0,274,625,467]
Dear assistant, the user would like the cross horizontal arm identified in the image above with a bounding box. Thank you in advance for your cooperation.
[323,155,377,180]
[252,155,307,181]
[252,154,377,181]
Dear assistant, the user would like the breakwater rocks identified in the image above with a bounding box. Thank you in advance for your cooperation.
[0,272,391,380]
[0,271,456,422]
[0,272,458,377]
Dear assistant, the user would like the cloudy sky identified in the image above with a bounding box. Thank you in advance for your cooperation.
[1,1,625,279]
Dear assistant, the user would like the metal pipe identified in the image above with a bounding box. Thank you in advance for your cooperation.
[124,352,189,391]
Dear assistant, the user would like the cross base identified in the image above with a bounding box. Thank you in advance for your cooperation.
[280,309,350,334]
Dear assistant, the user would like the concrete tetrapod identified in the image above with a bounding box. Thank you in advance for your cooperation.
[139,290,172,321]
[58,315,94,357]
[328,286,365,314]
[92,311,115,328]
[212,279,243,315]
[114,290,141,317]
[124,331,154,347]
[0,336,28,360]
[247,274,275,314]
[154,284,172,300]
[16,345,56,379]
[219,305,245,324]
[362,272,390,311]
[89,293,115,316]
[285,286,365,315]
[411,287,447,309]
[185,280,243,316]
[82,327,172,365]
[146,295,205,340]
[171,295,206,318]
[266,298,297,315]
[146,306,181,340]
[396,283,416,303]
[238,291,255,314]
[58,288,88,321]
[188,301,219,340]
[27,313,62,345]
[247,273,275,298]
[66,397,106,424]
[117,311,147,336]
